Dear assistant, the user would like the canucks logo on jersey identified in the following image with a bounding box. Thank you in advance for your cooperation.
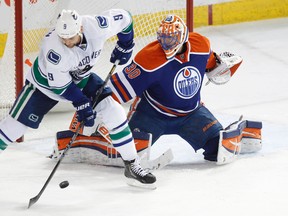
[174,66,201,99]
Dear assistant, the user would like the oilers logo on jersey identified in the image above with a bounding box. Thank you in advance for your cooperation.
[174,66,201,99]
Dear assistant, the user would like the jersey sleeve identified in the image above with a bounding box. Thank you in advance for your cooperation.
[90,9,133,42]
[206,52,217,70]
[108,61,153,104]
[108,41,166,104]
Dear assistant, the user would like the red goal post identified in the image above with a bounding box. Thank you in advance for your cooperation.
[0,0,194,121]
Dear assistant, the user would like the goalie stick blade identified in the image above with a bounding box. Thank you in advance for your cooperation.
[126,178,157,190]
[141,148,174,171]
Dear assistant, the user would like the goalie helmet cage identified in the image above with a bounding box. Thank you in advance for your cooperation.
[0,0,193,138]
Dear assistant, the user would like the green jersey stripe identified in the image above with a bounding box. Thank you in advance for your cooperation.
[0,139,8,150]
[32,58,89,95]
[10,83,34,118]
[32,58,71,95]
[109,126,131,141]
[122,11,133,33]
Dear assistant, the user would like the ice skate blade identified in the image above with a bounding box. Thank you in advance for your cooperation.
[126,178,157,190]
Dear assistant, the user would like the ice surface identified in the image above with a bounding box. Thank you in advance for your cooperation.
[0,17,288,216]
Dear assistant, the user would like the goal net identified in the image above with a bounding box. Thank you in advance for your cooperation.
[0,0,191,121]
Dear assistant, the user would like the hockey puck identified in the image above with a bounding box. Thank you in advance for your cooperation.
[59,180,69,189]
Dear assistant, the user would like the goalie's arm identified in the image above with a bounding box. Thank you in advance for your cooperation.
[205,52,243,85]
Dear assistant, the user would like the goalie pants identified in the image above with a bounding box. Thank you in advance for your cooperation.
[128,97,223,161]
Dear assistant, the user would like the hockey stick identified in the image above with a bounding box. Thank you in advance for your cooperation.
[141,148,174,171]
[28,60,120,209]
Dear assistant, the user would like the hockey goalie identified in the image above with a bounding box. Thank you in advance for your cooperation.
[51,49,262,167]
[51,14,263,168]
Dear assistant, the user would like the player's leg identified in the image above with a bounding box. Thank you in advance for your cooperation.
[0,81,58,152]
[82,75,155,183]
[96,96,156,183]
[178,105,223,161]
[0,116,28,153]
[78,73,114,135]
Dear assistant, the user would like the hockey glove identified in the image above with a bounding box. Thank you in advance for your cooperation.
[206,52,243,85]
[110,40,134,65]
[73,98,96,127]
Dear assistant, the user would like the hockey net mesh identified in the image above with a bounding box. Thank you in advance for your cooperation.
[0,0,186,120]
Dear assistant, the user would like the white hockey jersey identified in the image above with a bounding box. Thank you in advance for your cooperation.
[26,9,133,102]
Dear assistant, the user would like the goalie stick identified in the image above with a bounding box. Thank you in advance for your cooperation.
[28,60,120,209]
[141,148,174,171]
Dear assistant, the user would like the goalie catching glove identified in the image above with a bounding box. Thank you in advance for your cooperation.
[206,52,243,85]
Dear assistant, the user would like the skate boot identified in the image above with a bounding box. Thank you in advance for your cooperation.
[124,157,156,184]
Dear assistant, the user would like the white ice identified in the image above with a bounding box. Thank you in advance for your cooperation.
[1,18,288,216]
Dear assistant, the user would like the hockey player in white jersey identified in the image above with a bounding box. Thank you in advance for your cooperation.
[0,9,156,184]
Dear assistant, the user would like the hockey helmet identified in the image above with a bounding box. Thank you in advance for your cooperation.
[55,9,82,39]
[157,15,188,59]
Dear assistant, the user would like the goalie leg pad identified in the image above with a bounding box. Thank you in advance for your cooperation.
[216,120,262,165]
[241,121,262,154]
[216,129,241,165]
[52,130,152,167]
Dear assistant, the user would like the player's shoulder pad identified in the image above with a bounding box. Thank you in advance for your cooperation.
[188,32,211,54]
[42,33,65,66]
[134,41,167,72]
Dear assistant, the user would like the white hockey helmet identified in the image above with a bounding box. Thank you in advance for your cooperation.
[55,9,82,39]
[157,15,188,59]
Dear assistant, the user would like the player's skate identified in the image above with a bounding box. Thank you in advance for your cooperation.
[124,157,156,189]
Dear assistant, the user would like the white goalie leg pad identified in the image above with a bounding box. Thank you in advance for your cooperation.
[240,121,262,154]
[217,120,262,165]
[216,129,241,165]
[52,129,152,167]
[52,130,127,166]
[52,129,173,170]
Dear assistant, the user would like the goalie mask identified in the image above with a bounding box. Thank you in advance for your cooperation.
[157,15,188,60]
[55,9,82,39]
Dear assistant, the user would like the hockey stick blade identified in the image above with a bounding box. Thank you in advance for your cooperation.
[28,61,119,209]
[28,128,80,208]
[141,148,174,171]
